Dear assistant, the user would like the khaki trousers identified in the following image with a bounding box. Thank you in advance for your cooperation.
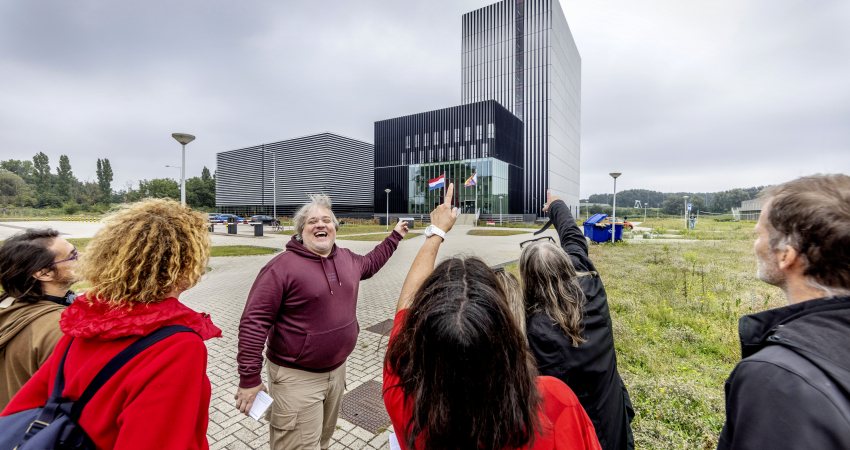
[267,360,346,450]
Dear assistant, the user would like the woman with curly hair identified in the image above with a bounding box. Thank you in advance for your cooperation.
[382,184,600,450]
[1,198,221,449]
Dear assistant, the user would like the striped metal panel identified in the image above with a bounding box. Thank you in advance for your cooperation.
[216,132,373,215]
[462,0,581,215]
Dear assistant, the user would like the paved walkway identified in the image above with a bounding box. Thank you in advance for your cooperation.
[2,220,550,449]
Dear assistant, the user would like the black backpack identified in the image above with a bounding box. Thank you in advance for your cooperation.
[0,325,193,450]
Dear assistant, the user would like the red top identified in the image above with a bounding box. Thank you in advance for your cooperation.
[1,295,222,450]
[383,310,601,450]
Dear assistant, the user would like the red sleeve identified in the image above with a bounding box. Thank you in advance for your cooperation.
[112,335,210,450]
[539,377,602,450]
[1,336,71,416]
[237,261,286,388]
[383,309,411,449]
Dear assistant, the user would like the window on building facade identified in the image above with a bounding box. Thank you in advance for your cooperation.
[443,130,449,144]
[433,132,439,145]
[410,151,415,164]
[454,128,460,143]
[448,147,454,160]
[464,127,471,141]
[459,145,465,160]
[405,136,411,149]
[401,153,406,165]
[470,144,476,159]
[487,123,495,138]
[429,148,433,162]
[419,150,424,162]
[482,143,489,157]
[414,134,419,147]
[476,125,482,140]
[424,133,429,146]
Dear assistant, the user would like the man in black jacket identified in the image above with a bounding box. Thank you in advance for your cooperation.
[523,191,634,450]
[718,174,850,449]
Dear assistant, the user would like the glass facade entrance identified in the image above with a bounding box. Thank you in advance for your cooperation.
[408,158,509,215]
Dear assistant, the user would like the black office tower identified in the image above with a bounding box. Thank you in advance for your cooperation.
[374,100,523,215]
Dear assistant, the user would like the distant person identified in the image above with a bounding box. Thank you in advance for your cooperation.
[236,194,407,450]
[520,190,634,450]
[717,174,850,449]
[0,229,77,409]
[1,199,222,448]
[383,183,601,450]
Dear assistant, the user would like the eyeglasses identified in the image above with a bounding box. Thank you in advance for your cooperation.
[519,236,555,249]
[50,247,79,267]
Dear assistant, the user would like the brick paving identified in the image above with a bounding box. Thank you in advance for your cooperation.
[2,220,549,449]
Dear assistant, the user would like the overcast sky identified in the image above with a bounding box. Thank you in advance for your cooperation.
[1,0,848,198]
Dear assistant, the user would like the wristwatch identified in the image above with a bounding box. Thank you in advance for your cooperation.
[424,224,446,241]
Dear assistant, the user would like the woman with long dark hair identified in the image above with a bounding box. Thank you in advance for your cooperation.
[382,184,600,450]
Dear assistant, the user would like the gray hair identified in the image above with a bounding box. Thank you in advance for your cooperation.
[519,241,586,347]
[496,270,526,336]
[293,194,340,238]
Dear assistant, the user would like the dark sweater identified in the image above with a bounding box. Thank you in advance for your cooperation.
[526,200,634,450]
[237,232,401,387]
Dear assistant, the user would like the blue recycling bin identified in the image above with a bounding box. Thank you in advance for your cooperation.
[583,214,623,243]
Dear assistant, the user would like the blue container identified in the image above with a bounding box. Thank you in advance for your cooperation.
[583,214,623,243]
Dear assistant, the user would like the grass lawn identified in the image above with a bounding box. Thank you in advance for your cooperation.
[467,229,530,237]
[503,220,779,448]
[338,232,422,241]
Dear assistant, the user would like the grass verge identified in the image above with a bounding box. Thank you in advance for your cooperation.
[209,246,280,257]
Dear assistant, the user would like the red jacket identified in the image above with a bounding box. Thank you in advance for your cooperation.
[383,310,601,450]
[1,295,221,450]
[238,232,401,387]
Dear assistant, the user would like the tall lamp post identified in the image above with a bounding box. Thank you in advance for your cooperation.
[683,195,689,230]
[261,146,277,221]
[171,133,195,206]
[609,172,622,243]
[498,195,504,225]
[643,201,648,222]
[384,188,391,231]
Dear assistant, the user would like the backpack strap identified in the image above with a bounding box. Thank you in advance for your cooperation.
[68,325,195,419]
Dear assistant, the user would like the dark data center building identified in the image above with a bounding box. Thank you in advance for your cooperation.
[374,100,524,216]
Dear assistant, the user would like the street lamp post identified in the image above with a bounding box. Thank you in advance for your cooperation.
[171,133,195,206]
[683,195,690,230]
[498,195,504,225]
[384,188,391,231]
[261,146,277,221]
[643,201,648,222]
[609,172,622,243]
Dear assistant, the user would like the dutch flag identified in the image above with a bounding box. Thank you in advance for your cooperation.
[428,174,446,191]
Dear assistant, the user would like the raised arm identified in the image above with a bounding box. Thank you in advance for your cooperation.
[543,190,588,258]
[358,221,406,279]
[396,183,458,312]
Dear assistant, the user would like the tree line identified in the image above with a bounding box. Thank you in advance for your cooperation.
[0,152,216,213]
[586,186,764,215]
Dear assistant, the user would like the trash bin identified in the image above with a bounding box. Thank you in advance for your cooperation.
[253,223,263,237]
[583,214,623,243]
[227,223,237,234]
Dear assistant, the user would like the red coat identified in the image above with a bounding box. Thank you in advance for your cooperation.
[1,295,222,450]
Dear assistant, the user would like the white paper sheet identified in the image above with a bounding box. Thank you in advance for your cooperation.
[248,391,273,421]
[389,432,401,450]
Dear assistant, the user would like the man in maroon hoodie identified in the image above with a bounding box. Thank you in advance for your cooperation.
[236,194,407,449]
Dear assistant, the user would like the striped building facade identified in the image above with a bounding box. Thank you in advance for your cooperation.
[216,132,373,216]
[462,0,581,215]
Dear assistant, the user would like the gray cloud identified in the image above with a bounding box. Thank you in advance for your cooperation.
[1,0,847,199]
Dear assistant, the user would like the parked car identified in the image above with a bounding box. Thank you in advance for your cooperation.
[208,213,225,223]
[249,215,276,225]
[212,213,246,224]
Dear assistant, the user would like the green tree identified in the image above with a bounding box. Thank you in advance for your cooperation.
[0,169,35,206]
[32,152,60,207]
[0,160,36,184]
[55,155,77,202]
[96,158,114,202]
[136,178,180,200]
[186,166,216,208]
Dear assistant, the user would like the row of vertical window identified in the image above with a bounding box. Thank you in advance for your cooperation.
[405,123,496,149]
[400,143,490,165]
